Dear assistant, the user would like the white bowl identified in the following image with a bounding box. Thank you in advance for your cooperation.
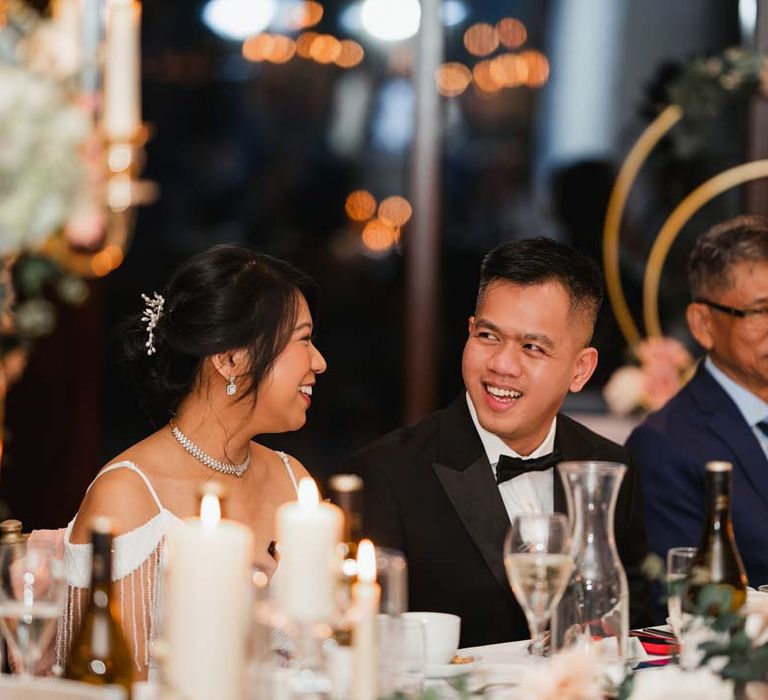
[401,611,461,665]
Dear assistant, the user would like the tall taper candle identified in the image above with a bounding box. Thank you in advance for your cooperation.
[104,0,141,139]
[352,539,380,700]
[275,478,342,621]
[166,491,254,700]
[80,0,104,97]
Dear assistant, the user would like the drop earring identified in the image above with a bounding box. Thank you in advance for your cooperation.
[226,376,237,396]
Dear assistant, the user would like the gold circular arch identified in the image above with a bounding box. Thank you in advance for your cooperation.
[602,105,683,346]
[642,158,768,337]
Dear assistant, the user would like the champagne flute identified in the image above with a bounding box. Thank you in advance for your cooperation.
[0,541,66,676]
[504,513,573,656]
[667,546,697,641]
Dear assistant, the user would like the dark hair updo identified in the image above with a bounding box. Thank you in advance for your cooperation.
[121,244,317,420]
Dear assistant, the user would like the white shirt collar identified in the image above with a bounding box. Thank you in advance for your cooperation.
[465,392,558,472]
[705,356,768,427]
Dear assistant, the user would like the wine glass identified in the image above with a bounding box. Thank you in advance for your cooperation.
[504,513,574,656]
[0,541,66,676]
[667,546,697,641]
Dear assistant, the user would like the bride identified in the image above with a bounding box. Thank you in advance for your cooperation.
[58,244,327,679]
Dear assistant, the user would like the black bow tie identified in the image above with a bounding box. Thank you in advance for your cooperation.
[758,420,768,439]
[496,450,563,485]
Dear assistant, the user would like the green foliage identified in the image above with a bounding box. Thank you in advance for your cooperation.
[617,672,635,700]
[1,253,88,353]
[643,47,767,159]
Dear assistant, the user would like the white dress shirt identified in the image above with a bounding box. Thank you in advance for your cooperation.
[465,393,557,523]
[705,357,768,460]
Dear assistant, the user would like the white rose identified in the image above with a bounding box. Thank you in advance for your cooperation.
[603,366,645,416]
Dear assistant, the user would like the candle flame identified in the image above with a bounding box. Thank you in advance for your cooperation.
[357,539,377,583]
[297,477,319,508]
[200,493,221,528]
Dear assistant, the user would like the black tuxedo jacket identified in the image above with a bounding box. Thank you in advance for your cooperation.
[343,396,652,648]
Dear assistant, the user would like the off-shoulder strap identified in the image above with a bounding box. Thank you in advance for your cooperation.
[275,451,299,495]
[88,460,164,513]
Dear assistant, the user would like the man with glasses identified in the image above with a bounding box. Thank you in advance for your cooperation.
[627,216,768,585]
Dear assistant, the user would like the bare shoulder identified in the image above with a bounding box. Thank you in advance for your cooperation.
[283,453,310,480]
[70,463,161,544]
[252,443,310,482]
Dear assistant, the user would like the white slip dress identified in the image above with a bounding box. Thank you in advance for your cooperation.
[55,452,300,678]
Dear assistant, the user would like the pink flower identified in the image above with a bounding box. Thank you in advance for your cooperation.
[642,364,684,410]
[604,336,694,416]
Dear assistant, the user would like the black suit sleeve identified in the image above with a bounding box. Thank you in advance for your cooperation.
[343,451,406,553]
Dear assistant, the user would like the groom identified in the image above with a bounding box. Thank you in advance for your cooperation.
[344,238,650,647]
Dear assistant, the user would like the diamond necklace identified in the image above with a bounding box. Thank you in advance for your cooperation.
[169,421,251,478]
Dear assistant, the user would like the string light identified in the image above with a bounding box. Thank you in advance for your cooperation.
[345,190,377,222]
[378,196,413,227]
[362,219,397,252]
[335,39,365,68]
[435,62,472,97]
[496,18,527,49]
[463,23,499,57]
[472,60,500,94]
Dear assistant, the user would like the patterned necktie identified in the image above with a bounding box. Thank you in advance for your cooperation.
[757,419,768,439]
[496,450,563,485]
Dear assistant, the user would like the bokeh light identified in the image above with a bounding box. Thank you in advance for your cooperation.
[463,23,499,57]
[489,53,527,88]
[472,60,500,94]
[310,34,342,64]
[434,62,472,97]
[290,0,323,29]
[335,40,365,68]
[362,219,397,252]
[269,35,296,63]
[242,33,275,62]
[361,0,421,42]
[522,50,549,87]
[345,190,377,222]
[202,0,276,41]
[378,196,413,227]
[442,0,468,27]
[496,17,527,49]
[296,31,319,58]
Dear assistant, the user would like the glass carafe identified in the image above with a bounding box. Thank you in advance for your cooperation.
[551,461,629,662]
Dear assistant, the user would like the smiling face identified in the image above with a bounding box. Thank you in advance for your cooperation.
[254,293,327,432]
[461,280,598,455]
[687,260,768,402]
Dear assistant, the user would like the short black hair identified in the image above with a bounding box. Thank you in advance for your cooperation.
[120,244,317,421]
[688,215,768,298]
[477,237,604,341]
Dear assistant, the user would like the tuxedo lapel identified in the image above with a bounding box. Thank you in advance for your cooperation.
[432,397,516,604]
[553,416,607,518]
[689,366,768,511]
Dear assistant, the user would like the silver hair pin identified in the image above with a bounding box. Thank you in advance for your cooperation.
[141,292,165,356]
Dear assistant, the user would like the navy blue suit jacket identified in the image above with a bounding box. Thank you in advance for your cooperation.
[626,362,768,586]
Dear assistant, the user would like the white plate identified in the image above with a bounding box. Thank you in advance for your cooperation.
[425,660,478,678]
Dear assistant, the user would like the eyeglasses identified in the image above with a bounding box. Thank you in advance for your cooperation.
[694,297,768,331]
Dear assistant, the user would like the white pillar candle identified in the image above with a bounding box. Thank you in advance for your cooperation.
[352,539,380,700]
[103,0,141,139]
[166,491,254,700]
[275,478,342,622]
